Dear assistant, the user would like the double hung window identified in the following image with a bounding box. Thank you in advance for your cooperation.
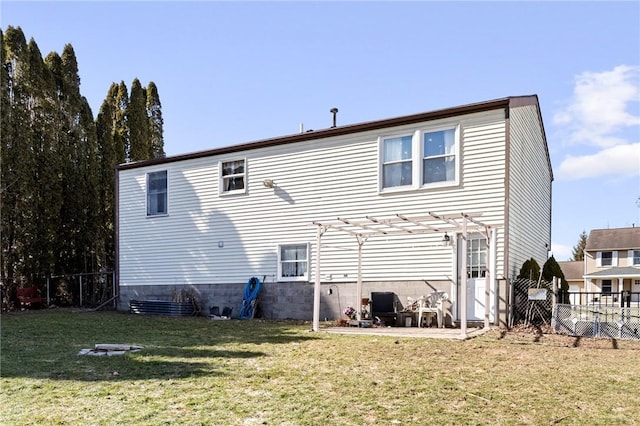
[277,244,309,281]
[147,170,168,216]
[632,250,640,266]
[602,279,612,295]
[380,125,458,191]
[598,251,616,267]
[382,135,413,188]
[423,129,456,184]
[220,159,246,194]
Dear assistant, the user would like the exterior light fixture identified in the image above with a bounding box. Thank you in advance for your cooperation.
[442,232,451,246]
[263,179,275,188]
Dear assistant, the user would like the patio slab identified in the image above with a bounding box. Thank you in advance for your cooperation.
[322,325,490,340]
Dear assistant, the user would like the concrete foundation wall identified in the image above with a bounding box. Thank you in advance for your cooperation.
[118,280,453,321]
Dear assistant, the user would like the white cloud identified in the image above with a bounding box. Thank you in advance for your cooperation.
[554,65,640,180]
[551,242,572,262]
[556,142,640,180]
[554,65,640,148]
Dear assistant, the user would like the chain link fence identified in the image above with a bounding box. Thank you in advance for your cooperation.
[510,277,554,327]
[552,304,640,340]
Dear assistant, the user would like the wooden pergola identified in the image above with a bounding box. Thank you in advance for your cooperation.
[312,212,495,338]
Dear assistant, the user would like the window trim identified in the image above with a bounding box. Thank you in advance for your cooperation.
[276,243,310,282]
[630,250,640,266]
[597,251,617,267]
[219,157,247,196]
[146,170,168,217]
[378,124,460,192]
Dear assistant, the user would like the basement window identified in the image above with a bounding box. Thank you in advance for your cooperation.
[277,244,309,281]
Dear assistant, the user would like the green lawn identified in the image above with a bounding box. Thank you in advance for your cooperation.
[1,310,639,425]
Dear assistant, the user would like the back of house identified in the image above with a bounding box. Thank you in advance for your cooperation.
[116,95,552,327]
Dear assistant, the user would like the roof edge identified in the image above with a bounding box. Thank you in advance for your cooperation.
[117,96,533,171]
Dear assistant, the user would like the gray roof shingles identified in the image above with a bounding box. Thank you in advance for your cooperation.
[585,227,640,251]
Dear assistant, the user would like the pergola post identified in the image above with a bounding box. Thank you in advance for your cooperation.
[312,225,323,331]
[356,236,364,320]
[460,215,468,339]
[484,227,491,330]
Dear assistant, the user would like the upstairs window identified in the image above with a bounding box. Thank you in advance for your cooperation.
[631,250,640,266]
[147,170,168,216]
[380,125,459,191]
[277,243,309,281]
[220,159,246,195]
[382,135,413,188]
[423,128,456,184]
[597,251,618,267]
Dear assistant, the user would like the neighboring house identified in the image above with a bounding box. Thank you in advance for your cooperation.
[115,95,553,328]
[557,260,583,304]
[583,227,640,302]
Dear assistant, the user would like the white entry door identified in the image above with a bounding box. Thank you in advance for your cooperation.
[465,236,490,321]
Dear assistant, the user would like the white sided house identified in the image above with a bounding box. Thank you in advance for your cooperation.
[116,95,553,329]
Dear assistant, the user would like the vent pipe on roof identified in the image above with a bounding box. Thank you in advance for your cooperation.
[330,107,338,128]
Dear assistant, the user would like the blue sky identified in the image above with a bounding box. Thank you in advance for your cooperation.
[3,1,639,261]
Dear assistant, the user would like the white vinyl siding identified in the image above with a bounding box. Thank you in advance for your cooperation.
[118,109,512,287]
[506,104,552,278]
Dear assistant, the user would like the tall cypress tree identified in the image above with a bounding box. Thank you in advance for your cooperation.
[1,27,38,287]
[146,81,165,158]
[27,39,61,283]
[2,27,166,301]
[114,81,129,161]
[95,84,119,269]
[127,78,150,161]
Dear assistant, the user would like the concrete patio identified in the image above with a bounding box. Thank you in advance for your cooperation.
[322,325,491,340]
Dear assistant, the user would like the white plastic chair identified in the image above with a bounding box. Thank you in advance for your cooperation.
[418,292,449,328]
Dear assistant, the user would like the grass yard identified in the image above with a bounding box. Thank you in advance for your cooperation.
[1,310,639,425]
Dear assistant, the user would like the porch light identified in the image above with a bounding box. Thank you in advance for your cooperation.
[442,232,451,246]
[263,179,275,188]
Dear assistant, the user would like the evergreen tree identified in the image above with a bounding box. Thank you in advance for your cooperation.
[1,27,38,287]
[146,81,164,158]
[27,39,61,282]
[95,85,119,268]
[542,255,570,303]
[517,258,541,282]
[114,81,129,161]
[571,231,587,261]
[127,78,151,161]
[2,27,166,302]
